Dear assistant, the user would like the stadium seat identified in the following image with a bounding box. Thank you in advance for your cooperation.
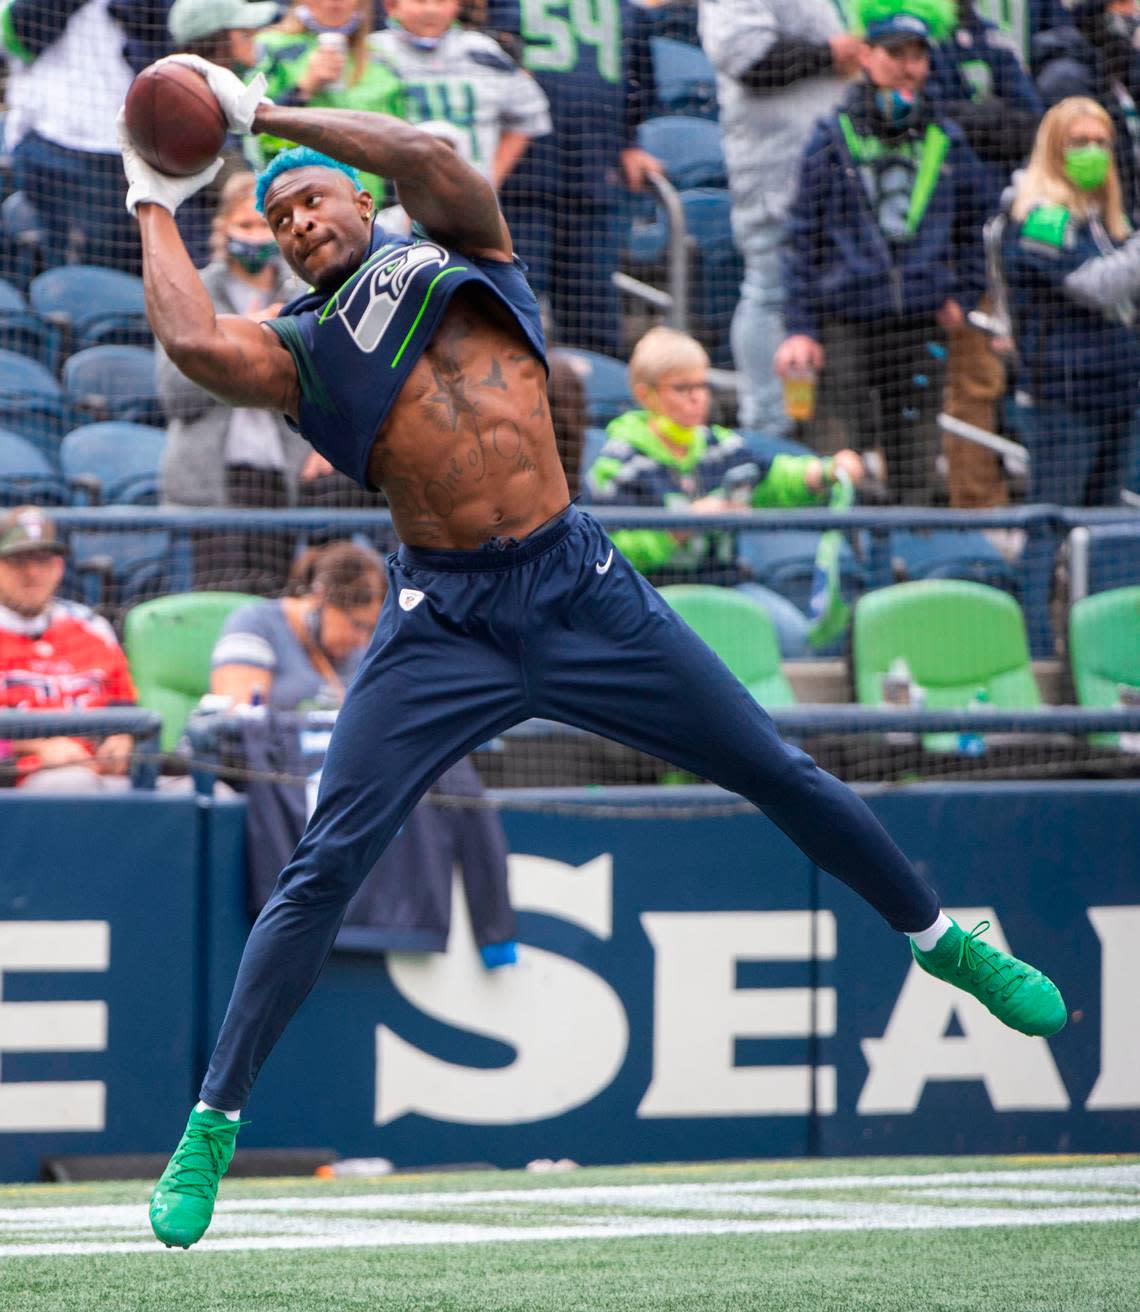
[125,592,258,751]
[0,349,73,461]
[0,276,53,366]
[63,345,161,425]
[0,426,68,505]
[580,426,608,474]
[560,350,633,426]
[637,116,727,190]
[60,421,165,506]
[651,36,718,119]
[1069,586,1140,708]
[66,528,182,616]
[28,265,151,352]
[0,191,46,291]
[742,430,818,461]
[737,530,866,617]
[1067,523,1140,600]
[853,580,1041,708]
[732,582,813,658]
[890,529,1019,594]
[659,584,797,707]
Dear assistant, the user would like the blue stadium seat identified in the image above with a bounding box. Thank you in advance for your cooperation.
[560,350,633,427]
[60,421,166,506]
[29,265,151,352]
[0,347,73,460]
[581,426,608,474]
[738,529,867,616]
[651,37,718,119]
[0,426,68,504]
[637,116,727,190]
[0,276,53,366]
[0,191,46,292]
[891,529,1020,594]
[741,430,818,461]
[1068,523,1140,598]
[66,528,182,611]
[63,345,162,425]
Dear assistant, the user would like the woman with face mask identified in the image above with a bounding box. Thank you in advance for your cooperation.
[155,172,312,593]
[1003,96,1140,506]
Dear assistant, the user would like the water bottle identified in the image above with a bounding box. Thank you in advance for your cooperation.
[882,658,922,745]
[957,687,989,757]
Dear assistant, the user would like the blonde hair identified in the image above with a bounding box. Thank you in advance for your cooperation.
[209,172,263,263]
[277,1,371,88]
[628,327,709,392]
[1012,97,1128,241]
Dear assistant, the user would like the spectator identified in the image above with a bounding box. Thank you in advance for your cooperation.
[167,0,283,265]
[249,0,403,204]
[155,172,311,594]
[210,541,385,708]
[583,327,861,585]
[484,0,662,355]
[211,540,518,964]
[2,1,168,273]
[371,0,551,188]
[1033,0,1140,223]
[1003,96,1140,506]
[0,506,137,792]
[776,0,990,505]
[928,1,1042,510]
[699,0,861,435]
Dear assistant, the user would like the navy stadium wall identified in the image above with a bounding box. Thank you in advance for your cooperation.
[0,784,1137,1181]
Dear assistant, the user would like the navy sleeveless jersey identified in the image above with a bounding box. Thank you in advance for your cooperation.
[266,224,548,488]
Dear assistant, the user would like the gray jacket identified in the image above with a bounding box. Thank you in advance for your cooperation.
[156,261,311,507]
[699,0,849,243]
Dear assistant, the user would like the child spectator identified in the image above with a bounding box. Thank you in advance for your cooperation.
[583,327,861,585]
[371,0,551,188]
[1003,96,1140,506]
[249,0,402,204]
[776,0,991,505]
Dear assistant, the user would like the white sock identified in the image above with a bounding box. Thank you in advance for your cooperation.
[195,1099,241,1121]
[908,912,953,953]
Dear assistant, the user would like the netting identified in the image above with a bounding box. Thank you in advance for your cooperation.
[0,0,1139,801]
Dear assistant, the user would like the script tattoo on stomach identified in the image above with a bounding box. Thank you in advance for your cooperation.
[414,347,542,518]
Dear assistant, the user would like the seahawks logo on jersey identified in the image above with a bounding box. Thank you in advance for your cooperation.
[336,240,450,353]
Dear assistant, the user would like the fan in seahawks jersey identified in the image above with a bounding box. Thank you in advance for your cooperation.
[371,0,551,188]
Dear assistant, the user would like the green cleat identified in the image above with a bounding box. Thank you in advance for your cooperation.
[911,919,1068,1038]
[149,1109,243,1249]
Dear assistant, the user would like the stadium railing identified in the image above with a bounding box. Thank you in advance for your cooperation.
[0,707,163,788]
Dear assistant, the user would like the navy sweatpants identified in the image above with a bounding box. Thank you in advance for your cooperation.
[201,506,939,1109]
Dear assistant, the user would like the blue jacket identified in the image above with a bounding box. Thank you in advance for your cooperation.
[926,5,1041,187]
[1003,204,1140,415]
[782,84,993,339]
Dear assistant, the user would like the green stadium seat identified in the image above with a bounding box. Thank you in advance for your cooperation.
[659,584,796,708]
[853,580,1040,709]
[1069,587,1140,709]
[124,592,257,751]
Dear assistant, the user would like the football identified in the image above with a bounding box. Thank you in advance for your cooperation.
[123,61,226,177]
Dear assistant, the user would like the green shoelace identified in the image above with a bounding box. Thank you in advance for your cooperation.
[165,1121,243,1200]
[955,920,1027,1002]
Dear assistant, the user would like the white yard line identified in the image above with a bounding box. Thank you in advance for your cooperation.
[0,1164,1137,1259]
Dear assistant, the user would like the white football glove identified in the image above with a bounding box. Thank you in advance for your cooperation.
[117,111,223,216]
[155,54,271,134]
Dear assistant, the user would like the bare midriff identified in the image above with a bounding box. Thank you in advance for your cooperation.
[366,283,570,549]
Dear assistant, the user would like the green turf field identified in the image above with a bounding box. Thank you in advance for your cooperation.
[1,1155,1138,1311]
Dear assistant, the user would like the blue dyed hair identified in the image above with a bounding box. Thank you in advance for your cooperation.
[254,148,364,215]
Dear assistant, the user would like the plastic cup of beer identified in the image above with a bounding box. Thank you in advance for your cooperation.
[783,368,817,422]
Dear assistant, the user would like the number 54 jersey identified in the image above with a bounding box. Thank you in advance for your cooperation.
[369,26,552,180]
